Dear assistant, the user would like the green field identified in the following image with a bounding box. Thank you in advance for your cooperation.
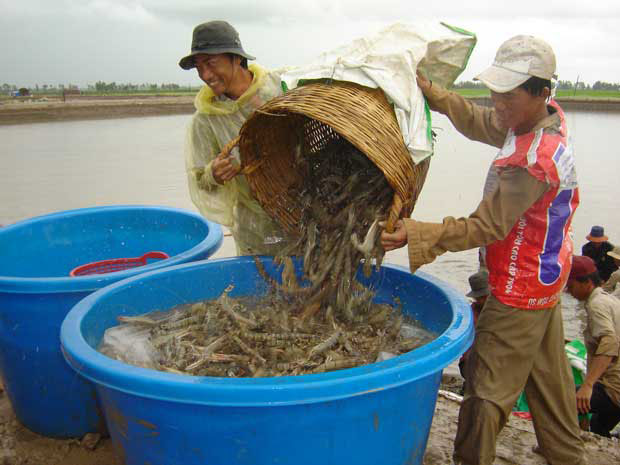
[454,88,620,99]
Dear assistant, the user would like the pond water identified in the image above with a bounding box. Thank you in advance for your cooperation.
[2,109,619,339]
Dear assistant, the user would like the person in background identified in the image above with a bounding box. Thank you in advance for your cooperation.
[603,245,620,297]
[179,20,291,255]
[458,270,489,392]
[582,226,618,281]
[566,255,620,437]
[381,35,585,465]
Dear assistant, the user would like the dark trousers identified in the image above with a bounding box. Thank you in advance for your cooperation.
[589,382,620,437]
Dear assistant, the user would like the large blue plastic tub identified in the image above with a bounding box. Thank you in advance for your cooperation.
[61,256,473,464]
[0,206,222,438]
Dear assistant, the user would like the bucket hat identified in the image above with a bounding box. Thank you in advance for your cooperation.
[568,255,597,281]
[475,35,556,93]
[466,270,489,298]
[608,246,620,261]
[586,225,608,242]
[179,20,255,70]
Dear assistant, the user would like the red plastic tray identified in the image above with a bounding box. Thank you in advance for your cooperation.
[70,251,169,277]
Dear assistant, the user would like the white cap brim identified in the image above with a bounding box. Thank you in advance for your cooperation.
[474,65,531,93]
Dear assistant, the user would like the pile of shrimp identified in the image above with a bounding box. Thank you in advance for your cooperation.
[100,136,436,377]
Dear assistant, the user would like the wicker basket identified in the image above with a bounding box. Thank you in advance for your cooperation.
[225,81,430,233]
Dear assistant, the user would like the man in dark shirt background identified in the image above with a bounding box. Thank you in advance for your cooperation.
[582,226,618,281]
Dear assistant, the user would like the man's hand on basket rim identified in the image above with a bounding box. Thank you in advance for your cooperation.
[212,151,241,184]
[379,219,408,251]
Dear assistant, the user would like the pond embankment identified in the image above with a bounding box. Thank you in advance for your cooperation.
[0,95,195,125]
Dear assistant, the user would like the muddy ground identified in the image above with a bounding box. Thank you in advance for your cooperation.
[1,376,618,465]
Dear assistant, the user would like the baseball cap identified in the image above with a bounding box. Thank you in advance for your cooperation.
[568,255,597,281]
[474,35,556,93]
[179,20,255,70]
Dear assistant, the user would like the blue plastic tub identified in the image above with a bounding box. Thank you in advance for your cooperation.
[61,256,473,464]
[0,206,222,438]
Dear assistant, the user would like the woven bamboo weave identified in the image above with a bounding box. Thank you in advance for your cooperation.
[234,81,430,233]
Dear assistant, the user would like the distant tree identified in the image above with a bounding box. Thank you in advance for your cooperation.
[592,81,620,91]
[556,80,574,90]
[452,80,486,89]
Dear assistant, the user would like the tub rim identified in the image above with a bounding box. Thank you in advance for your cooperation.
[0,205,223,294]
[61,257,473,407]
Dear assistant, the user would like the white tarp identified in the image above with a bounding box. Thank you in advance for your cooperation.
[280,22,476,164]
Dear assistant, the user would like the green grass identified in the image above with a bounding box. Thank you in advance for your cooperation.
[555,89,620,99]
[454,88,620,99]
[453,88,490,97]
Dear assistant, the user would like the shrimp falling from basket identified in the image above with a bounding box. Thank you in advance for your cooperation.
[231,81,431,322]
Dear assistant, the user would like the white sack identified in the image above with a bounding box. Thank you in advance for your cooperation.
[281,22,476,164]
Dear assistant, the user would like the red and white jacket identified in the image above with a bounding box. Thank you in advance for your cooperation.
[486,101,579,309]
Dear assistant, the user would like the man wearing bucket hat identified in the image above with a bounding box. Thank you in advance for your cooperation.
[180,20,291,255]
[582,226,618,281]
[381,35,586,464]
[603,245,620,296]
[566,255,620,438]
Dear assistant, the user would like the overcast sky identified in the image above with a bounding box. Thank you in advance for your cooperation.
[1,0,619,88]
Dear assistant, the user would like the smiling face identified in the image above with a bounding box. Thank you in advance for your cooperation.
[490,86,550,135]
[194,53,241,97]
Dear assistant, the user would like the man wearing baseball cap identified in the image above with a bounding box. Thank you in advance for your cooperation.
[180,20,291,255]
[566,255,620,437]
[381,36,584,464]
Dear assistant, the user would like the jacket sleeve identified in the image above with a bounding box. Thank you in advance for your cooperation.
[404,167,548,272]
[185,114,237,227]
[424,84,507,148]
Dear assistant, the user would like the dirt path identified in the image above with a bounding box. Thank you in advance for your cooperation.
[1,377,617,465]
[424,389,620,464]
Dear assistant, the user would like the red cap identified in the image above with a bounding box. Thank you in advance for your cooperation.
[568,255,597,281]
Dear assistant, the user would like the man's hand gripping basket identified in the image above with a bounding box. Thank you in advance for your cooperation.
[223,81,430,234]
